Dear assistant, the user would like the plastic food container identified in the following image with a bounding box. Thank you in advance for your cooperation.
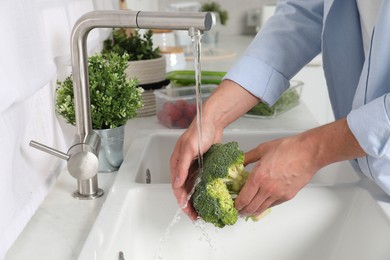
[245,80,304,118]
[155,85,217,128]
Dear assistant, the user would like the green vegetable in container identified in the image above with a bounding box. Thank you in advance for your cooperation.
[166,70,226,87]
[247,87,301,117]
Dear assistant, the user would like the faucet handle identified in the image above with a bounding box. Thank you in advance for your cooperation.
[29,140,70,161]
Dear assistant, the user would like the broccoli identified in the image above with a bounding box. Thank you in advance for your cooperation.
[192,141,250,228]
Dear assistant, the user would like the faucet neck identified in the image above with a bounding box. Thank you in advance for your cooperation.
[70,10,212,138]
[70,11,139,138]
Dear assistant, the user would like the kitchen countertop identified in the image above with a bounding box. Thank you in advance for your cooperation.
[6,35,324,260]
[6,107,319,260]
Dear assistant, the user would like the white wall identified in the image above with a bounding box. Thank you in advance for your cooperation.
[126,0,277,35]
[0,0,115,257]
[196,0,275,35]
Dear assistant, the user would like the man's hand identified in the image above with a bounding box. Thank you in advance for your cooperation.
[236,118,366,217]
[170,120,222,220]
[170,80,259,219]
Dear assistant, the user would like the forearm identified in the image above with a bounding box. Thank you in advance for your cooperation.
[300,118,366,169]
[202,79,259,129]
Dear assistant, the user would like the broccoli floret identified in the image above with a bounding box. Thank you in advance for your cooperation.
[192,141,250,228]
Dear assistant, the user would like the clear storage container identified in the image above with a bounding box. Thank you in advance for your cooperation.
[154,85,217,128]
[245,80,303,118]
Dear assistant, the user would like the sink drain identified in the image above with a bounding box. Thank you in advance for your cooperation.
[118,251,125,260]
[146,169,151,184]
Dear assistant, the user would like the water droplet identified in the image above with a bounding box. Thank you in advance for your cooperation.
[154,208,183,259]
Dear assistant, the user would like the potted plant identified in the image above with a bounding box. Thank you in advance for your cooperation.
[103,29,168,116]
[201,1,229,26]
[103,29,161,62]
[56,52,144,172]
[201,1,229,46]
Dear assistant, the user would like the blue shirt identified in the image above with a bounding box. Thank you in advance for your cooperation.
[225,0,390,196]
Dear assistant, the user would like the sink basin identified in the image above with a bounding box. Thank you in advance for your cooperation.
[135,130,361,185]
[78,130,390,260]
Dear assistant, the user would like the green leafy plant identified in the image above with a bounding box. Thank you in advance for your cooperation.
[201,1,229,26]
[103,29,161,61]
[56,52,144,129]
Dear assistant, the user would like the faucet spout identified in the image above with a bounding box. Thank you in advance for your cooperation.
[68,10,212,199]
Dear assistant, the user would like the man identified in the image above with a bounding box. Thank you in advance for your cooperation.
[171,0,389,220]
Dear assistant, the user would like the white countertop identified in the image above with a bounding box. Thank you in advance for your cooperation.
[6,35,326,260]
[5,107,320,260]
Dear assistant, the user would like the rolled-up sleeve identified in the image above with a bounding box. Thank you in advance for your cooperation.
[348,95,390,195]
[224,0,324,105]
[347,94,390,159]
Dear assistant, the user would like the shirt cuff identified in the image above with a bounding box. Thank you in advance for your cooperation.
[347,94,390,159]
[223,55,290,106]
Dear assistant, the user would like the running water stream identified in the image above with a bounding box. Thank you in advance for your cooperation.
[154,30,221,260]
[184,29,204,205]
[192,29,204,175]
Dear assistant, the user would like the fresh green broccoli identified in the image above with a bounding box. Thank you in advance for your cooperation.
[192,141,250,228]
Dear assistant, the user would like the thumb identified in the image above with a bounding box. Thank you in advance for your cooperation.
[244,146,262,166]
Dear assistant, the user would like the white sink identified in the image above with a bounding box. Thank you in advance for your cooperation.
[134,130,361,185]
[78,130,390,260]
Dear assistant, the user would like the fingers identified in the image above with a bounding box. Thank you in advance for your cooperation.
[171,143,194,189]
[235,173,274,216]
[234,172,262,212]
[179,196,199,221]
[244,146,262,166]
[181,174,200,221]
[170,132,202,220]
[171,174,201,220]
[171,182,198,220]
[235,185,276,217]
[236,154,287,217]
[170,139,193,206]
[251,197,275,217]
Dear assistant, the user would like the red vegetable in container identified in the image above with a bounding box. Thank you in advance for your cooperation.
[157,100,197,128]
[154,85,217,129]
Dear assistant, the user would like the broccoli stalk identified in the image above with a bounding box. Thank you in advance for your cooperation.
[192,142,264,228]
[224,164,248,195]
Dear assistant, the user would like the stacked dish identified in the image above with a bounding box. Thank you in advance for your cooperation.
[136,79,170,117]
[125,56,167,117]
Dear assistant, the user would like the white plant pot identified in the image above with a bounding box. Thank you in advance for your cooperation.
[126,56,167,116]
[125,56,166,85]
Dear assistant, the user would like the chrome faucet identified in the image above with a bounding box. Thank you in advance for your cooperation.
[30,10,212,199]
